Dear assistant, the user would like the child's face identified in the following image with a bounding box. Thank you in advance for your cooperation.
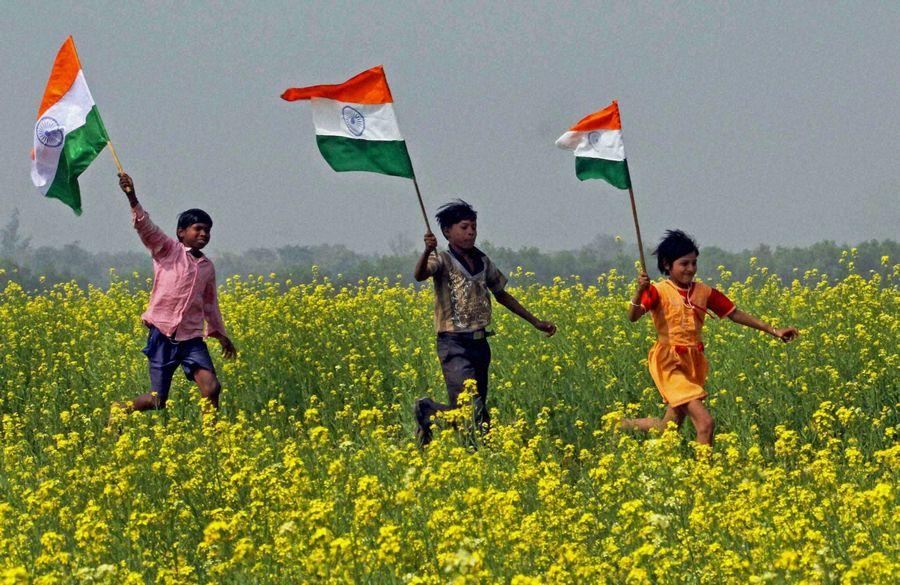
[666,252,698,287]
[443,219,477,251]
[177,222,211,250]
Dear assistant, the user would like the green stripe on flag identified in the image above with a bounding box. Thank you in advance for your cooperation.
[45,106,110,215]
[315,135,414,179]
[575,156,631,189]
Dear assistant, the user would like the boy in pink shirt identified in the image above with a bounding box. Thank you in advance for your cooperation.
[117,173,235,411]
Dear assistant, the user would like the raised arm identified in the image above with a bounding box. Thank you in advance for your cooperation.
[119,173,140,208]
[413,232,439,282]
[728,309,798,342]
[120,173,175,259]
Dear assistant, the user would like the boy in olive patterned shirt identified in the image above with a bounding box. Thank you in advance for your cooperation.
[412,200,556,445]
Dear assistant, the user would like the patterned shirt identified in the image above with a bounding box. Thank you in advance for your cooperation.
[425,247,508,333]
[132,204,226,340]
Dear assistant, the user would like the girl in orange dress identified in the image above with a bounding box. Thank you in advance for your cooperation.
[621,230,798,445]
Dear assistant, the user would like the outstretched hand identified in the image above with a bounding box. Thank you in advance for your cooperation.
[535,320,557,337]
[773,327,799,342]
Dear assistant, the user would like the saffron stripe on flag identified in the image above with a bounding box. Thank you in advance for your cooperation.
[37,37,82,118]
[282,66,394,104]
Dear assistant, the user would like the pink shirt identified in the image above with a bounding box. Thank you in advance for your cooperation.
[132,204,226,341]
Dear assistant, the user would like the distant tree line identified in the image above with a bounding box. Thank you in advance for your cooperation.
[1,210,895,291]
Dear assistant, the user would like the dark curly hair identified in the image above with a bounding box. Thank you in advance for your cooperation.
[435,199,477,232]
[652,229,699,275]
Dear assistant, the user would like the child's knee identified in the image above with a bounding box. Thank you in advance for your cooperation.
[194,370,221,398]
[201,379,221,399]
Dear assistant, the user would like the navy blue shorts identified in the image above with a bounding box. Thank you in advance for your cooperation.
[141,325,215,402]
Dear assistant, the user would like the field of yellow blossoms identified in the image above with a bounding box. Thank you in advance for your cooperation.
[0,257,896,584]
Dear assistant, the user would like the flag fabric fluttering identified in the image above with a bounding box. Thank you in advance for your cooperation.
[31,36,110,215]
[556,100,631,190]
[281,66,415,179]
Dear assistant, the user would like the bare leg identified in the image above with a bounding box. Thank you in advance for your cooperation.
[127,392,165,411]
[193,368,221,410]
[683,399,715,445]
[621,406,685,433]
[116,363,174,413]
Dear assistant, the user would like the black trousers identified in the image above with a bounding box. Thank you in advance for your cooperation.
[426,333,492,429]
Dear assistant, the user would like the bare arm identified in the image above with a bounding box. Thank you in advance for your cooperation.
[413,232,438,282]
[627,271,651,322]
[728,309,799,342]
[493,290,556,336]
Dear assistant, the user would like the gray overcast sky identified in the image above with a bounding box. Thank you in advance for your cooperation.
[1,2,897,254]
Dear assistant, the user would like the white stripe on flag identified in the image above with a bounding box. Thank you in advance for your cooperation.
[556,129,625,161]
[311,99,404,141]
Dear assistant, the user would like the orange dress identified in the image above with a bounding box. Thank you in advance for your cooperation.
[646,280,715,407]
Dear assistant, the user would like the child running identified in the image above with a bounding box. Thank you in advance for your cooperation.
[412,200,557,445]
[116,173,236,412]
[622,230,797,444]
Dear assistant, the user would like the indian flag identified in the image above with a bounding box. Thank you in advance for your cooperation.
[281,66,414,179]
[31,36,109,215]
[556,101,631,190]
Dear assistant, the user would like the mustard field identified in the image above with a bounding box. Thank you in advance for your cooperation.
[0,259,896,583]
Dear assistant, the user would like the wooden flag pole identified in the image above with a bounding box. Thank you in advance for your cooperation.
[107,140,124,173]
[106,140,131,193]
[627,186,647,272]
[616,101,645,273]
[412,176,433,235]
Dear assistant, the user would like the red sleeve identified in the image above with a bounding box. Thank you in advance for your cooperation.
[640,285,659,311]
[708,288,736,318]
